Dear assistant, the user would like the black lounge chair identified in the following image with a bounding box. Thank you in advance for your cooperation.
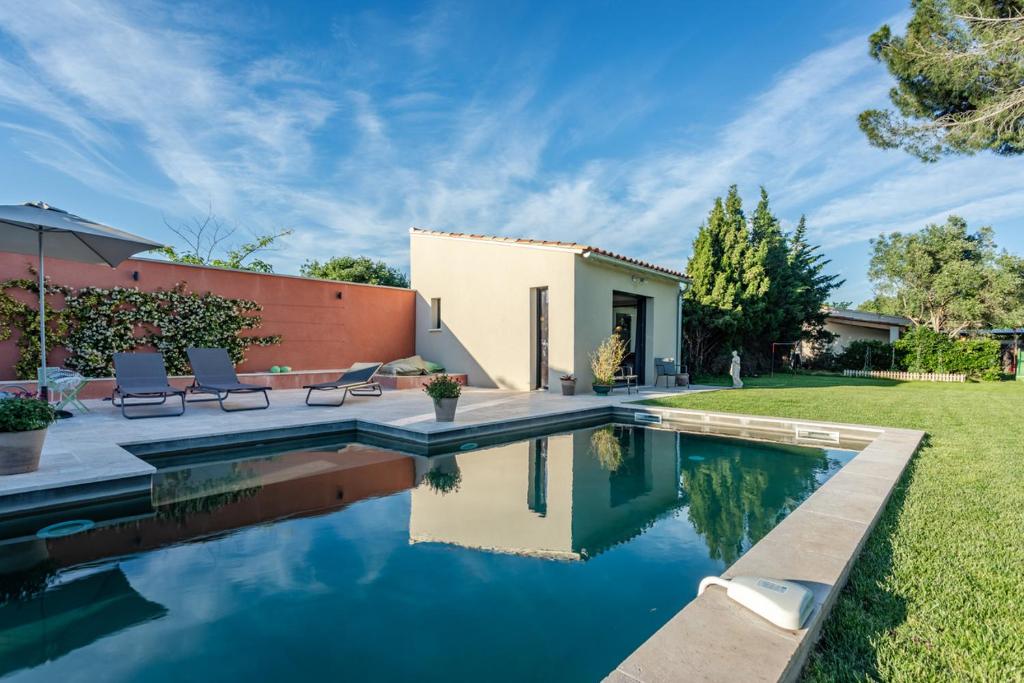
[304,362,383,406]
[186,348,271,412]
[112,352,186,419]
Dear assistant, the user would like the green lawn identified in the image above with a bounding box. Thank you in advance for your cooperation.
[643,374,1024,681]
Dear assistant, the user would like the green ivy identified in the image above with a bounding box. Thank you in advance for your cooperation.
[0,275,280,380]
[0,276,72,379]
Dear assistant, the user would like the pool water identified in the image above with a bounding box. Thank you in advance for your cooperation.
[0,423,854,682]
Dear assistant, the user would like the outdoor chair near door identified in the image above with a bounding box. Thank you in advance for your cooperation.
[614,364,638,394]
[112,352,187,419]
[655,358,680,388]
[187,348,271,412]
[304,362,383,406]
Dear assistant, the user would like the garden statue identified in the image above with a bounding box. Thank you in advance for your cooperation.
[730,350,743,388]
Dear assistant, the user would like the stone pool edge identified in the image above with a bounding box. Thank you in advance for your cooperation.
[607,406,924,683]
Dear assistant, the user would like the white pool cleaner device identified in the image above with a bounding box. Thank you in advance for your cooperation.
[698,576,814,630]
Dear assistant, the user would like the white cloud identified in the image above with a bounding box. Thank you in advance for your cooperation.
[0,1,1018,291]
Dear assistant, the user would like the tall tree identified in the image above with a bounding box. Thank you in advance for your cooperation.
[683,186,839,374]
[683,188,751,373]
[863,216,1008,334]
[749,187,797,345]
[860,0,1024,161]
[300,256,409,288]
[788,216,845,349]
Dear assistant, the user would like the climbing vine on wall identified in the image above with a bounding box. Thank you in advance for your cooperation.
[0,274,281,380]
[0,276,70,380]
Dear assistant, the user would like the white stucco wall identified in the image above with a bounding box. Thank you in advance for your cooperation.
[411,232,576,390]
[573,256,682,387]
[825,321,897,352]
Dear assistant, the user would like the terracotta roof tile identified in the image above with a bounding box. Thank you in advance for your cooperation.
[410,228,687,280]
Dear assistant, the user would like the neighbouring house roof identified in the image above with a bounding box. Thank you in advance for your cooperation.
[960,328,1024,337]
[410,227,688,280]
[825,308,912,328]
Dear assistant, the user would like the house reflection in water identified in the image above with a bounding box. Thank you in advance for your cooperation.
[410,426,684,560]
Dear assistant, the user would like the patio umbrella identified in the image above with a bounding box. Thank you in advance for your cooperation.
[0,202,164,401]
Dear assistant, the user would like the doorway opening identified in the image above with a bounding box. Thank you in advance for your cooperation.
[534,287,549,389]
[612,291,647,385]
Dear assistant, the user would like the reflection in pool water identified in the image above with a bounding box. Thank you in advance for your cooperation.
[0,424,853,682]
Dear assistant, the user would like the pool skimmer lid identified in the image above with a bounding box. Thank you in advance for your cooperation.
[698,576,813,630]
[459,442,478,451]
[37,519,95,539]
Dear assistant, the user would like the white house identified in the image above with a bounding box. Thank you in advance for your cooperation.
[410,228,688,390]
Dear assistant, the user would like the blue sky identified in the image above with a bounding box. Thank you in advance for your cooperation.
[1,0,1022,303]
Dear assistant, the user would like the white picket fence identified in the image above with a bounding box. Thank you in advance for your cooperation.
[843,369,966,383]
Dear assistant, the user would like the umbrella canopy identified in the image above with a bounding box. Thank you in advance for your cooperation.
[0,202,164,401]
[0,202,163,265]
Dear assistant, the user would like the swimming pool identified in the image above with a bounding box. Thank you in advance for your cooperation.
[0,422,854,682]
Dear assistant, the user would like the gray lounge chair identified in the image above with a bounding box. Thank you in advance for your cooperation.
[112,352,186,419]
[304,362,383,406]
[186,348,271,412]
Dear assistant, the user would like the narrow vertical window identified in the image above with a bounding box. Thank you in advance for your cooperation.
[430,298,442,330]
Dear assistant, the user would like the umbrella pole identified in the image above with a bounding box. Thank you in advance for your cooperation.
[38,230,48,402]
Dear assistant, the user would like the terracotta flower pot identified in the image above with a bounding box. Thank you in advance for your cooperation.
[560,380,576,396]
[433,397,458,422]
[0,428,47,475]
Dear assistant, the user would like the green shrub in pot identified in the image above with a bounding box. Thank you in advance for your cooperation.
[0,398,56,475]
[423,374,462,422]
[590,334,626,394]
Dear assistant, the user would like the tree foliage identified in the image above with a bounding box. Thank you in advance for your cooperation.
[299,256,409,288]
[683,186,842,374]
[860,0,1024,161]
[160,206,292,273]
[862,216,1023,334]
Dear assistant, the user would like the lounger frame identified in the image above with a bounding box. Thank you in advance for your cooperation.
[186,348,271,412]
[305,381,382,407]
[112,388,187,420]
[111,352,187,420]
[304,363,384,407]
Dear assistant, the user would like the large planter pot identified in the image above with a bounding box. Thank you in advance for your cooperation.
[0,428,47,475]
[676,373,690,387]
[560,380,576,396]
[433,397,459,422]
[592,384,613,396]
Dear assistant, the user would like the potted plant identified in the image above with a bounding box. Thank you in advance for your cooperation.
[0,397,56,475]
[560,374,577,396]
[423,374,462,422]
[590,334,626,395]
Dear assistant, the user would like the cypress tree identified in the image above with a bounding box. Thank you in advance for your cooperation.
[683,187,842,374]
[748,187,793,351]
[788,215,844,351]
[683,190,747,372]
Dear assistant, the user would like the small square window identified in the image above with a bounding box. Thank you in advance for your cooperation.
[430,298,442,330]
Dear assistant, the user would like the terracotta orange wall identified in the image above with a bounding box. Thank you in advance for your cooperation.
[0,252,415,380]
